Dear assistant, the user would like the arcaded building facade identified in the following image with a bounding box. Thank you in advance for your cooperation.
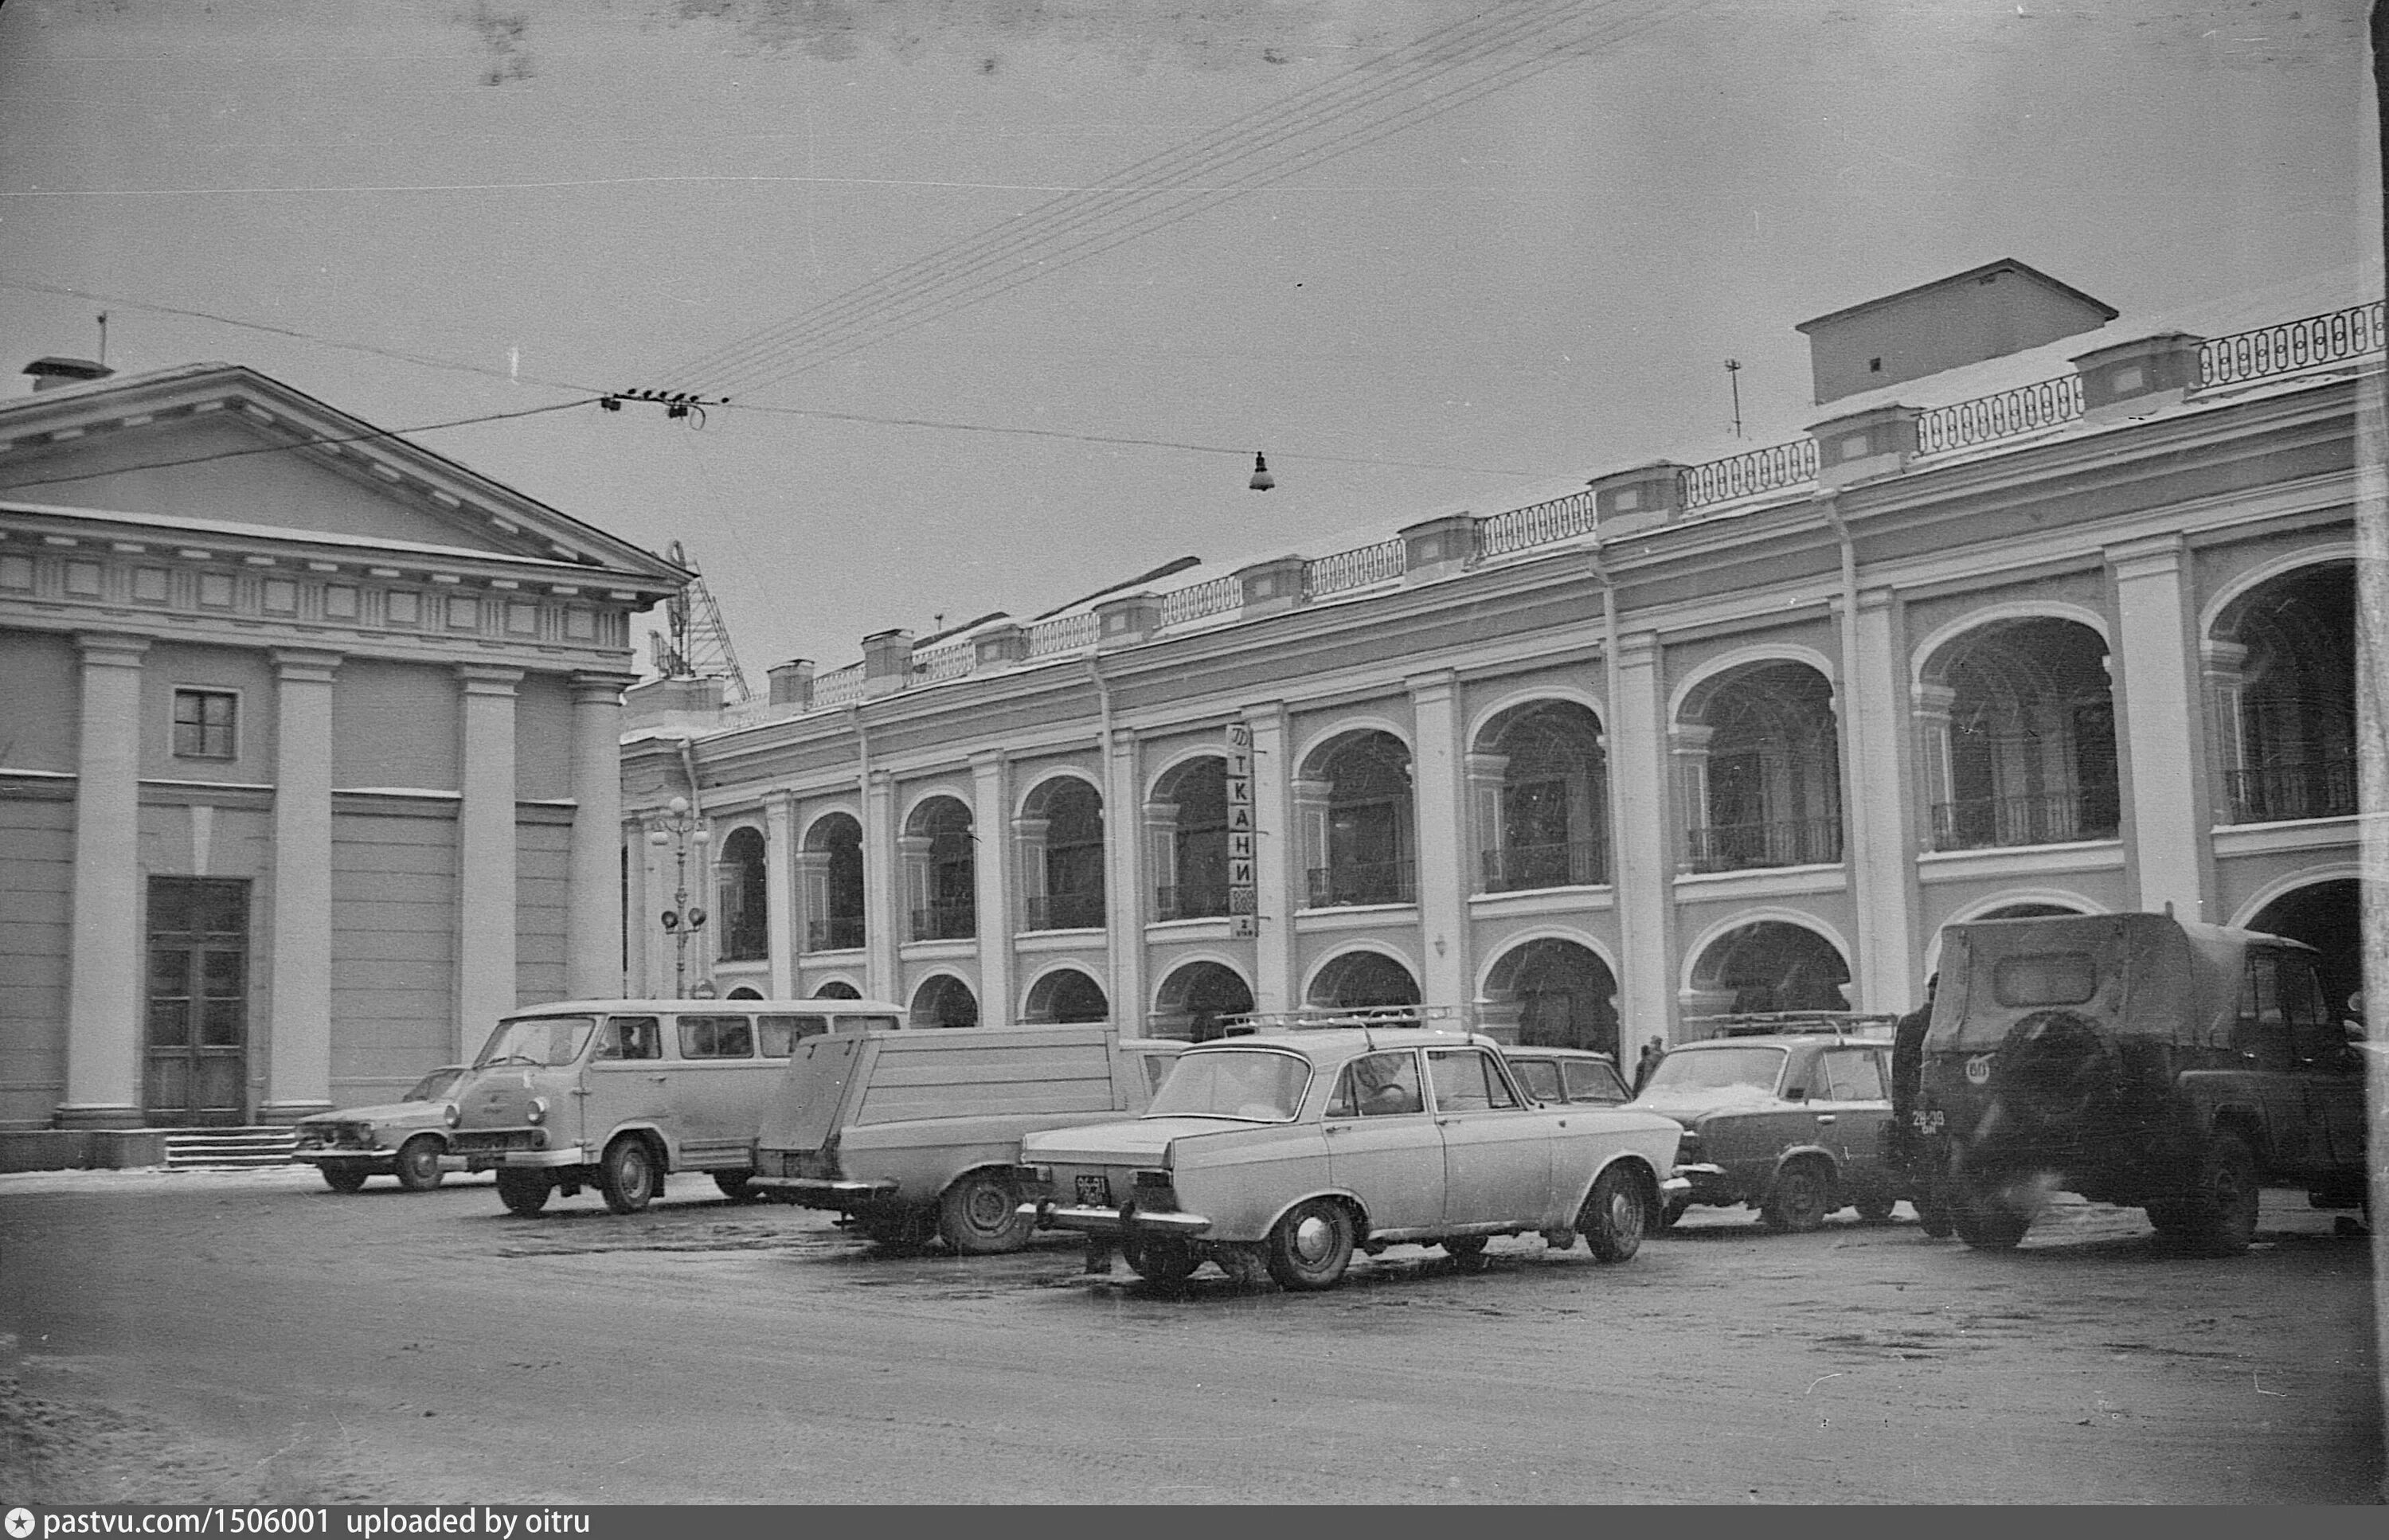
[625,262,2377,1055]
[0,362,684,1144]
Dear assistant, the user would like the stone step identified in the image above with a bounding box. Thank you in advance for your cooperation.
[161,1127,300,1169]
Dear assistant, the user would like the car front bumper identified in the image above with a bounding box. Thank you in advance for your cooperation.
[1022,1201,1214,1237]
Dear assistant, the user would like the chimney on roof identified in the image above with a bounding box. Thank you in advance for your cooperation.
[24,357,114,392]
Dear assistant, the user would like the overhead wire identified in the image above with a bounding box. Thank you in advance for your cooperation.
[659,0,1703,400]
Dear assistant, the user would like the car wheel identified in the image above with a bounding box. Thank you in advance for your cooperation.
[495,1168,550,1216]
[1265,1198,1355,1291]
[2145,1200,2195,1237]
[393,1136,445,1193]
[1581,1166,1649,1264]
[712,1172,760,1203]
[1949,1175,2031,1251]
[2180,1132,2260,1257]
[319,1163,370,1194]
[1760,1158,1833,1233]
[938,1169,1033,1255]
[1124,1237,1200,1285]
[598,1136,659,1214]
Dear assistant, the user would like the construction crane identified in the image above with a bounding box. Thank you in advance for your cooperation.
[649,540,753,705]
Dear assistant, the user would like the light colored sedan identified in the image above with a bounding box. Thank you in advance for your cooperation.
[291,1066,469,1192]
[1015,1027,1686,1289]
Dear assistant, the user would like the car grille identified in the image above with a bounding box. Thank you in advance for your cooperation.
[449,1129,540,1153]
[294,1122,375,1151]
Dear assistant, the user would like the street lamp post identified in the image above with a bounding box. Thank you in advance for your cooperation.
[647,795,711,998]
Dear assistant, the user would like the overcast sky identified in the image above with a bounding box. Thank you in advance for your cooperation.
[1,0,2377,684]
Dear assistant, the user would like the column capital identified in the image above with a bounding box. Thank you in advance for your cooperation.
[2106,533,2186,580]
[271,647,343,683]
[1615,630,1662,669]
[456,663,525,695]
[1910,682,1959,717]
[1464,751,1510,783]
[570,670,639,705]
[1668,722,1717,752]
[1404,669,1459,704]
[969,749,1008,774]
[75,631,150,668]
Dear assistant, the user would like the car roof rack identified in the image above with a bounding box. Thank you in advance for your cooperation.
[1697,1011,1902,1040]
[1218,1004,1464,1036]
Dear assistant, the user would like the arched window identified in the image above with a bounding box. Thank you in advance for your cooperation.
[1921,619,2117,850]
[801,813,866,953]
[1151,960,1254,1042]
[1687,921,1851,1022]
[1483,939,1619,1057]
[1153,758,1230,920]
[1679,663,1842,872]
[905,797,976,941]
[1303,732,1415,908]
[1308,952,1420,1009]
[1024,968,1108,1023]
[910,974,979,1028]
[1477,702,1609,891]
[2213,563,2355,824]
[715,827,768,962]
[1022,778,1105,931]
[810,980,862,1000]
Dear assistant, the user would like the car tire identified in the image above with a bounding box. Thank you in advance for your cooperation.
[2180,1132,2260,1257]
[711,1172,760,1203]
[2145,1200,2195,1237]
[1581,1166,1648,1264]
[495,1168,550,1216]
[1760,1158,1834,1233]
[1914,1181,1956,1239]
[1124,1237,1200,1285]
[319,1163,370,1194]
[598,1136,659,1214]
[1265,1198,1355,1291]
[938,1169,1033,1255]
[393,1136,444,1193]
[1949,1175,2031,1251]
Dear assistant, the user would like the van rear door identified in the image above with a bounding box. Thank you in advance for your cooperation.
[761,1033,868,1155]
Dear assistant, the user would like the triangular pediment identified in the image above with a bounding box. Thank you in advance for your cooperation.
[0,365,682,584]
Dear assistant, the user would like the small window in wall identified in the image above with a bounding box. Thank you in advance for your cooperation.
[172,690,237,760]
[678,1014,755,1059]
[595,1016,662,1061]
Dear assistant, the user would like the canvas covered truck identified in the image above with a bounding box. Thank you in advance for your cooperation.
[749,1022,1184,1253]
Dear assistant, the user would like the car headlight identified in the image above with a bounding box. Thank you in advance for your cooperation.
[526,1096,548,1124]
[443,1104,460,1128]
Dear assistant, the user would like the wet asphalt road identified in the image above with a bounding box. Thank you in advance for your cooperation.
[0,1167,2379,1504]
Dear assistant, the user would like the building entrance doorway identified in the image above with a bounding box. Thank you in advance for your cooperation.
[144,877,252,1126]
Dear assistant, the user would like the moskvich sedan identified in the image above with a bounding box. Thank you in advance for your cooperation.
[1014,1026,1686,1290]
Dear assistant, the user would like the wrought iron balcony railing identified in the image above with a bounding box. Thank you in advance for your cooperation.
[2226,757,2357,825]
[1154,882,1234,921]
[804,915,866,953]
[1022,890,1106,932]
[1685,816,1843,874]
[717,921,768,963]
[1930,792,2119,851]
[1305,859,1417,909]
[1480,838,1609,892]
[909,901,976,942]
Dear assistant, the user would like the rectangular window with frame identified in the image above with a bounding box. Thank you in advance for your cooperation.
[171,690,238,760]
[677,1014,755,1059]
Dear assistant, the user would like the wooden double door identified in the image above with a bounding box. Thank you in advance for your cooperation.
[144,877,251,1126]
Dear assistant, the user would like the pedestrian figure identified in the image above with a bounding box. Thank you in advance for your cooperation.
[1633,1035,1666,1092]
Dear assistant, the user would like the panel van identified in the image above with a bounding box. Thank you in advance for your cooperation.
[448,997,909,1215]
[749,1023,1184,1253]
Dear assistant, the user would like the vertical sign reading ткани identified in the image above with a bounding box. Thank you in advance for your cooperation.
[1226,723,1257,938]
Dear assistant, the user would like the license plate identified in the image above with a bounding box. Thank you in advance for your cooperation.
[1075,1173,1112,1206]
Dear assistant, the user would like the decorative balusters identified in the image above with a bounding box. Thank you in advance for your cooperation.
[1915,375,2082,457]
[2199,302,2387,389]
[1679,439,1819,510]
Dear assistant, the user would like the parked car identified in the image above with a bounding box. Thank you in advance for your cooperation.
[1502,1046,1633,1107]
[448,998,906,1215]
[291,1065,470,1192]
[1015,1025,1686,1289]
[1919,911,2366,1254]
[1632,1023,1902,1231]
[749,1022,1184,1252]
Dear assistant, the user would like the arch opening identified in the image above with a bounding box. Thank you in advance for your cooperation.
[1681,663,1842,872]
[909,974,980,1029]
[1923,618,2117,850]
[2248,878,2364,1022]
[1477,701,1609,891]
[1151,960,1255,1042]
[714,827,768,963]
[802,812,866,953]
[808,979,862,1000]
[1483,939,1619,1058]
[1304,731,1416,907]
[1024,967,1109,1024]
[1307,951,1421,1010]
[2215,562,2356,824]
[1154,756,1232,920]
[905,796,976,941]
[1686,920,1851,1022]
[1023,777,1106,932]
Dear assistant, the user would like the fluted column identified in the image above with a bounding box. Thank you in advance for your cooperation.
[263,647,341,1120]
[566,673,631,1001]
[60,633,149,1128]
[456,666,522,1057]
